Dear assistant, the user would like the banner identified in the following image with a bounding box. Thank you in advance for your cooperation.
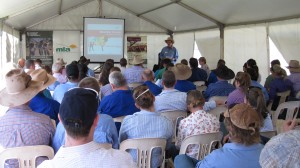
[26,31,53,65]
[127,36,147,64]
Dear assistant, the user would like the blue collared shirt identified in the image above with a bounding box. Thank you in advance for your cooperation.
[87,68,95,77]
[53,82,78,103]
[52,114,119,153]
[119,110,173,168]
[251,80,269,102]
[144,81,162,96]
[187,68,207,82]
[29,92,60,124]
[159,46,178,64]
[207,70,218,85]
[196,143,263,168]
[124,66,144,84]
[204,80,235,100]
[175,80,196,93]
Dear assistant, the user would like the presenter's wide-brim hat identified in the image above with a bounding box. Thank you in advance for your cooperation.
[170,63,192,80]
[130,55,144,65]
[287,60,300,73]
[215,65,235,80]
[0,69,43,107]
[165,37,174,44]
[29,69,56,91]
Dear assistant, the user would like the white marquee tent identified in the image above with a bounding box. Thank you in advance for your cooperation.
[1,0,300,86]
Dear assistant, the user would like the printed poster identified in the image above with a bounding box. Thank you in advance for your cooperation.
[127,36,147,64]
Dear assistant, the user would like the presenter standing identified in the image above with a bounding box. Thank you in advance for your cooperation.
[159,37,178,64]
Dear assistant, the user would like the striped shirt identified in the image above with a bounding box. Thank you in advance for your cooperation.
[0,105,55,148]
[124,66,144,84]
[38,141,136,168]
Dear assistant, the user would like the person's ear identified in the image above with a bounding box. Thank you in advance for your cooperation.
[58,114,62,123]
[93,114,99,127]
[135,103,140,109]
[110,83,116,90]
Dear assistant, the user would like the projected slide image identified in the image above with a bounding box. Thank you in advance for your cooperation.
[87,36,122,55]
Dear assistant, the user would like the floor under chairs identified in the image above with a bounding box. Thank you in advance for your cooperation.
[0,145,54,168]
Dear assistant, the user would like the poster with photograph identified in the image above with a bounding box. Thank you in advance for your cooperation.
[26,31,53,66]
[127,36,147,64]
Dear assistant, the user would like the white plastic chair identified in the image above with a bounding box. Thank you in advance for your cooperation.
[119,138,166,168]
[113,115,127,123]
[207,105,227,120]
[260,131,277,139]
[179,132,223,160]
[272,101,300,132]
[268,90,291,112]
[193,81,205,87]
[196,85,207,93]
[0,145,54,168]
[160,111,187,142]
[209,96,228,105]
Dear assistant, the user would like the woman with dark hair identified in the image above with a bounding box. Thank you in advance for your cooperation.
[175,103,263,168]
[227,72,251,108]
[77,63,88,81]
[187,58,207,82]
[246,58,261,83]
[119,85,173,168]
[207,59,225,85]
[245,87,273,132]
[99,62,113,86]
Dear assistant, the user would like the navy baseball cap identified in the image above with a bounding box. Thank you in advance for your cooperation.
[59,88,98,128]
[66,63,79,78]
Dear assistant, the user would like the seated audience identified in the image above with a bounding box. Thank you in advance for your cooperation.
[34,58,43,69]
[171,63,196,92]
[77,63,88,81]
[204,64,235,100]
[187,58,207,82]
[100,67,121,99]
[246,58,261,83]
[180,59,188,65]
[52,62,67,84]
[175,103,263,168]
[155,71,216,112]
[119,58,127,73]
[264,59,286,91]
[176,90,220,159]
[245,87,273,132]
[227,72,251,108]
[124,55,145,84]
[246,68,269,102]
[286,60,300,97]
[17,58,25,68]
[0,69,55,148]
[52,77,119,153]
[260,119,300,168]
[199,57,210,76]
[99,61,114,86]
[56,58,67,79]
[79,56,95,77]
[39,88,135,168]
[29,69,60,124]
[142,69,162,96]
[53,62,80,103]
[119,85,173,168]
[24,59,35,73]
[99,71,139,130]
[207,59,225,85]
[155,58,172,80]
[268,64,293,110]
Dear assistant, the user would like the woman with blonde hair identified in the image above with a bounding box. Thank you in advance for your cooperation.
[176,90,219,158]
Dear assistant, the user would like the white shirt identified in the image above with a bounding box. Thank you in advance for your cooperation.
[38,141,136,168]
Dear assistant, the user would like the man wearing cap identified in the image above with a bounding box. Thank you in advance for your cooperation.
[142,69,162,96]
[52,77,119,153]
[0,69,55,148]
[204,64,235,100]
[171,63,196,92]
[29,69,60,124]
[175,103,264,168]
[53,62,80,103]
[39,88,136,168]
[124,55,145,84]
[155,71,216,112]
[159,37,178,64]
[286,60,300,97]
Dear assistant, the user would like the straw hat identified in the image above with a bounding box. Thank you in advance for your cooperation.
[170,63,192,80]
[165,37,174,44]
[56,58,67,66]
[287,60,300,73]
[29,69,56,91]
[0,69,43,107]
[130,55,144,65]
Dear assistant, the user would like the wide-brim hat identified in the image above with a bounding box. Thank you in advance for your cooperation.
[165,37,174,44]
[29,69,56,91]
[287,60,300,73]
[215,64,235,80]
[130,55,144,65]
[170,63,192,80]
[0,69,43,107]
[56,58,67,66]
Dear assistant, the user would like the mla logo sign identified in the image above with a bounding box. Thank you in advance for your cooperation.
[56,44,77,52]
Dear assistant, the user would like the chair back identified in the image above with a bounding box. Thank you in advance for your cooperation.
[268,90,291,111]
[160,111,187,142]
[113,115,127,123]
[119,138,166,168]
[272,101,300,130]
[193,81,205,87]
[260,131,277,139]
[179,132,223,160]
[128,82,142,90]
[207,106,227,120]
[0,145,54,168]
[209,96,228,105]
[296,91,300,99]
[196,85,207,93]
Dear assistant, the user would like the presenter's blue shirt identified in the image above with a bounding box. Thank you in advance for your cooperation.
[159,46,178,63]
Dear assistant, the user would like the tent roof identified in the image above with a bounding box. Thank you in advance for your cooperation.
[1,0,300,33]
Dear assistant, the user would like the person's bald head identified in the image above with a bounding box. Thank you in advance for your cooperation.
[142,69,154,82]
[18,58,25,68]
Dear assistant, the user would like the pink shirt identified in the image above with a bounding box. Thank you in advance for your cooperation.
[53,72,67,84]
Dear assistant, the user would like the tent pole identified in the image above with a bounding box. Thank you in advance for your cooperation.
[219,25,224,59]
